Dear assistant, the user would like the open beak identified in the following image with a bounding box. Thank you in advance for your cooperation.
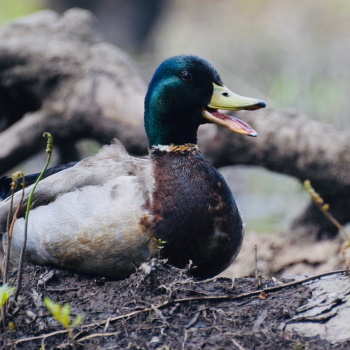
[202,83,266,137]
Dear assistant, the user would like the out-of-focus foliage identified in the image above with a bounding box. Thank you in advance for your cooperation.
[0,0,44,24]
[221,166,309,233]
[147,0,350,125]
[2,0,348,123]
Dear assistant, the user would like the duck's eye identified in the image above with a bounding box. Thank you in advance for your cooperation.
[222,92,229,97]
[181,71,192,81]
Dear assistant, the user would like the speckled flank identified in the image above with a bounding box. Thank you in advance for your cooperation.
[148,147,244,278]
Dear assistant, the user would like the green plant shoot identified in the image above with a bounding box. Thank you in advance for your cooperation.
[14,133,54,301]
[0,284,15,307]
[44,297,82,330]
[151,237,167,249]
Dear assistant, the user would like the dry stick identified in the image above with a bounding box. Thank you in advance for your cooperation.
[14,133,53,301]
[75,331,121,343]
[2,192,14,283]
[13,329,68,346]
[12,269,348,346]
[304,180,350,270]
[254,245,262,288]
[1,174,24,350]
[304,180,350,244]
[1,185,15,350]
[3,178,25,284]
[168,269,348,303]
[1,191,24,348]
[1,314,8,350]
[324,211,350,242]
[2,173,20,283]
[49,332,122,349]
[231,338,246,350]
[254,245,258,280]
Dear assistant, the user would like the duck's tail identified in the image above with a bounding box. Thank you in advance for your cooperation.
[0,176,12,200]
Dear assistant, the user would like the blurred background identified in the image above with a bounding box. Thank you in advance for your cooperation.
[1,0,349,235]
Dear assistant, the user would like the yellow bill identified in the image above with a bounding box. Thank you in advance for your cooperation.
[202,83,266,137]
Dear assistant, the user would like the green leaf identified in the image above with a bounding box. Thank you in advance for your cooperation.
[43,297,82,330]
[0,284,15,306]
[71,314,83,327]
[61,304,71,329]
[44,297,64,326]
[151,237,167,245]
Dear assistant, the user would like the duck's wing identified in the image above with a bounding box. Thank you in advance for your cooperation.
[0,142,114,222]
[0,140,156,277]
[0,140,145,225]
[0,162,77,200]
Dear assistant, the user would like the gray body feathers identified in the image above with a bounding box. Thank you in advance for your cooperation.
[0,140,156,277]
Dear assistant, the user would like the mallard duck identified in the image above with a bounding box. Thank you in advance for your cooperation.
[0,55,265,278]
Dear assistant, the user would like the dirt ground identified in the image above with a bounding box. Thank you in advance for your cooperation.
[1,256,349,350]
[221,231,346,279]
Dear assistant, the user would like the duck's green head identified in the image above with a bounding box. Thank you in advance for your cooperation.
[145,55,266,147]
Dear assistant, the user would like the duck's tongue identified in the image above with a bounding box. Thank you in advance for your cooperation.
[203,109,258,137]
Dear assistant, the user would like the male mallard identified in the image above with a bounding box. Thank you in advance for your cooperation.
[0,55,265,278]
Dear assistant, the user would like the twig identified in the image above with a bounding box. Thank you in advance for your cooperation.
[254,245,258,280]
[80,301,171,330]
[13,329,68,345]
[76,331,121,343]
[2,172,24,283]
[11,269,348,346]
[254,245,262,288]
[14,133,53,301]
[231,338,246,350]
[304,180,350,271]
[171,269,348,303]
[185,311,200,328]
[182,330,188,350]
[1,305,7,350]
[304,180,350,244]
[1,173,24,350]
[45,288,80,293]
[2,188,14,285]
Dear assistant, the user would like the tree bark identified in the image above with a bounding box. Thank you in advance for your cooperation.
[0,8,147,169]
[0,9,349,239]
